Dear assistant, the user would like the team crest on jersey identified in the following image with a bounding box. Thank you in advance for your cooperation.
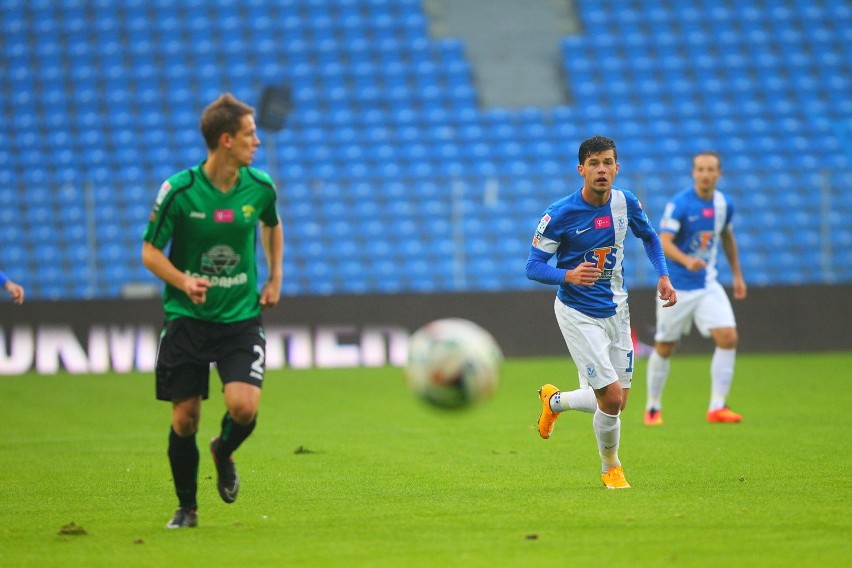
[201,245,241,276]
[242,205,255,220]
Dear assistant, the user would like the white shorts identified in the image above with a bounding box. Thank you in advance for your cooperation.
[654,281,736,342]
[554,298,634,390]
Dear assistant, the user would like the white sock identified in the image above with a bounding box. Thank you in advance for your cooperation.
[550,388,597,414]
[709,347,736,410]
[646,350,670,411]
[593,408,621,472]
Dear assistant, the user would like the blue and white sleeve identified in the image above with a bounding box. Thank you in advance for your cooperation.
[525,210,566,285]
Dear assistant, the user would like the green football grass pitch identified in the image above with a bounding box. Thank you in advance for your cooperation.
[1,352,849,567]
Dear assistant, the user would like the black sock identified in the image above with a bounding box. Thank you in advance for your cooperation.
[168,428,199,510]
[215,413,257,459]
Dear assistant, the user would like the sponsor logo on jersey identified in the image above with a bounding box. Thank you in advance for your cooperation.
[195,245,247,288]
[155,181,172,206]
[594,216,612,229]
[660,217,680,231]
[533,213,551,246]
[702,207,714,218]
[190,211,206,219]
[214,209,235,223]
[186,270,248,288]
[201,245,241,276]
[689,231,715,258]
[583,246,618,280]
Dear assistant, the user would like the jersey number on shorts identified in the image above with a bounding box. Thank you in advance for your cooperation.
[250,344,265,382]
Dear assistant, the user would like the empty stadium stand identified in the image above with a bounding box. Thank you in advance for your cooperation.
[1,0,849,300]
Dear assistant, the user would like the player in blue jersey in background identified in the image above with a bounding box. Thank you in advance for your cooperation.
[644,151,747,425]
[0,270,25,304]
[526,135,677,489]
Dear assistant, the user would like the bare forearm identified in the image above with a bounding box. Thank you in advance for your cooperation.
[661,238,692,268]
[142,242,190,289]
[261,224,284,283]
[722,233,742,277]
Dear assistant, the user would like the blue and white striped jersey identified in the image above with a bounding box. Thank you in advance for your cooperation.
[659,188,733,291]
[526,188,668,318]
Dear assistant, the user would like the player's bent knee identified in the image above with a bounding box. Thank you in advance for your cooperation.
[594,384,624,415]
[228,405,258,425]
[713,327,738,349]
[655,342,676,358]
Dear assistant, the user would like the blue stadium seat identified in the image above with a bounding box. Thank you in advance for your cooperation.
[0,0,848,299]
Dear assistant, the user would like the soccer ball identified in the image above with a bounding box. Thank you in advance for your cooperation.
[404,318,503,410]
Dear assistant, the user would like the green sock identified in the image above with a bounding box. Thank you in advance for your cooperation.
[215,413,256,459]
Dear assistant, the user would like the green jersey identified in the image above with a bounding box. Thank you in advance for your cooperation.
[143,162,280,323]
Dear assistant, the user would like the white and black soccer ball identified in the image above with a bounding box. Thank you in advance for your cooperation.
[404,318,503,410]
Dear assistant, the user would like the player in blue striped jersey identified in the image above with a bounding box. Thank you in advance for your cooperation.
[526,135,677,489]
[644,151,747,426]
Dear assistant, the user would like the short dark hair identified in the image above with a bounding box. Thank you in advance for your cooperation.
[578,135,617,164]
[200,93,255,150]
[693,150,722,168]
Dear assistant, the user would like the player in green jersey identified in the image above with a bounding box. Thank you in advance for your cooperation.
[142,93,284,529]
